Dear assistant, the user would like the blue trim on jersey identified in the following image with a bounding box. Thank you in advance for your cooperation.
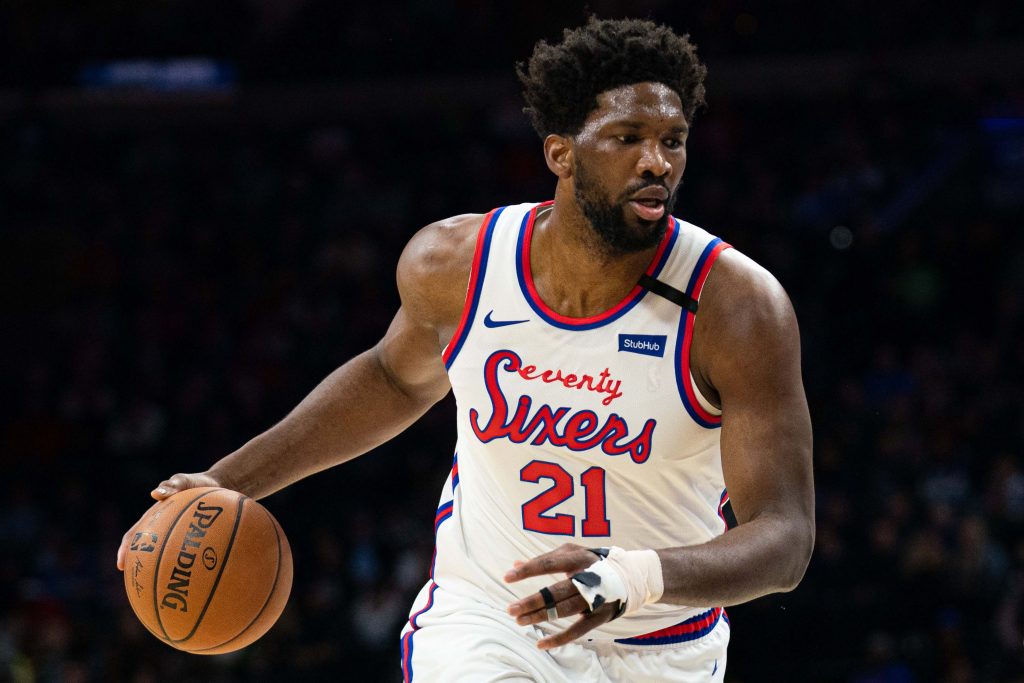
[614,607,722,646]
[401,629,414,681]
[673,237,724,429]
[675,368,721,429]
[654,217,680,273]
[685,237,723,296]
[515,212,680,331]
[410,582,438,629]
[434,501,453,533]
[428,500,454,578]
[403,634,411,679]
[404,490,460,681]
[451,453,459,492]
[673,303,721,428]
[444,207,505,370]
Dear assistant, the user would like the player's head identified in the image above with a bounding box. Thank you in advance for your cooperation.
[517,17,707,254]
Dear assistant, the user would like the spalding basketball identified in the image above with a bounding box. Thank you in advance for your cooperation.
[123,487,293,654]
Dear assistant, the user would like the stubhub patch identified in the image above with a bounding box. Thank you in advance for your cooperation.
[618,334,667,358]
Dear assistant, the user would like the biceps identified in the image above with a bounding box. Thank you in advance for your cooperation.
[376,307,451,404]
[718,380,812,526]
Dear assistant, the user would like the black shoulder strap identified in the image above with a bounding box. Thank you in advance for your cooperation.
[637,273,699,313]
[721,499,738,530]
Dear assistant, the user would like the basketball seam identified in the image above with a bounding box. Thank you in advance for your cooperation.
[137,614,169,642]
[151,489,219,642]
[169,495,246,644]
[189,504,284,653]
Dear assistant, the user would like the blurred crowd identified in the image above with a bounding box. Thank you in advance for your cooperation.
[4,11,1024,682]
[3,0,1023,87]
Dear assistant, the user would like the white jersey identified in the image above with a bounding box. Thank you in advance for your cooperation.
[424,200,732,642]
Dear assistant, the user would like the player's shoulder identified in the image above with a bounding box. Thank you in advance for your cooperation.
[396,212,489,328]
[699,238,797,341]
[687,230,804,401]
[714,248,789,308]
[399,213,484,281]
[671,218,790,313]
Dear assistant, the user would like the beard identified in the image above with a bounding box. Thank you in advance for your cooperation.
[573,160,678,256]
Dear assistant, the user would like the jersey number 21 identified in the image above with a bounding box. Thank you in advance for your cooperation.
[520,461,610,536]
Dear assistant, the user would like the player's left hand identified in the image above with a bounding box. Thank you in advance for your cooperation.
[504,543,620,650]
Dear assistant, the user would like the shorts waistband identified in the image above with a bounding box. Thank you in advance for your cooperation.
[614,607,726,646]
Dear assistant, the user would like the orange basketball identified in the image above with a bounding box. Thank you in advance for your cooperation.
[122,487,293,654]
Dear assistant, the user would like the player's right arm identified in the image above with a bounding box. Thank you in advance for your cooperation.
[116,213,483,570]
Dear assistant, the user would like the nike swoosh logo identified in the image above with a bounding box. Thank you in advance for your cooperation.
[483,311,529,328]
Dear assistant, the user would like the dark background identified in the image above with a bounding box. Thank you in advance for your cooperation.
[3,1,1024,681]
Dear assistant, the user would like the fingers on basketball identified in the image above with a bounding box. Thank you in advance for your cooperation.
[119,474,214,570]
[151,472,217,499]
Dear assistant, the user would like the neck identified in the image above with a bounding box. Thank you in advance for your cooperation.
[530,188,662,319]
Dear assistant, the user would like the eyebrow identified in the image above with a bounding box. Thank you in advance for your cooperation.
[607,120,689,134]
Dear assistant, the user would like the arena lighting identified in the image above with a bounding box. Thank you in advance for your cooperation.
[78,58,236,90]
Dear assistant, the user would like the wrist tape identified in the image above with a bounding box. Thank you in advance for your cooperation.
[570,547,664,617]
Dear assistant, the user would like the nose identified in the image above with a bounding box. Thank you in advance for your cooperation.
[636,140,671,178]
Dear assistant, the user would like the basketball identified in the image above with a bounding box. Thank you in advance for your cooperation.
[122,487,293,654]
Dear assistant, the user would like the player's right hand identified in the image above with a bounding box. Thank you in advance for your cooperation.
[115,471,222,571]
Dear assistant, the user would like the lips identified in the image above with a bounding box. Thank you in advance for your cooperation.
[627,185,669,221]
[629,199,665,221]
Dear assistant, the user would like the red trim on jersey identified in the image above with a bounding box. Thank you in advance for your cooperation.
[678,241,730,425]
[520,203,676,326]
[408,581,438,630]
[625,607,723,643]
[717,489,730,530]
[441,209,498,366]
[433,501,454,531]
[400,629,414,682]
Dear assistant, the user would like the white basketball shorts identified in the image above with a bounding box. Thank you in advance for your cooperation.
[399,581,729,682]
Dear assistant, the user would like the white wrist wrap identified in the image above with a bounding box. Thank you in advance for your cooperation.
[571,547,664,616]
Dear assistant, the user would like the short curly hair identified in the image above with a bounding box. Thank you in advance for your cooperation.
[516,17,707,138]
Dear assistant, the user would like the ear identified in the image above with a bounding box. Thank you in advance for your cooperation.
[543,134,574,179]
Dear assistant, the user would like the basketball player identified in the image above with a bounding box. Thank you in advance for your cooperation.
[118,18,814,681]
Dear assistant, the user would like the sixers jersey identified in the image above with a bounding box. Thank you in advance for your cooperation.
[425,201,732,640]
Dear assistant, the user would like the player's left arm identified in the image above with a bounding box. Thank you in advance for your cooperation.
[505,249,814,648]
[654,247,815,604]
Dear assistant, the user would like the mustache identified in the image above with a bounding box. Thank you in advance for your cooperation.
[620,179,677,200]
